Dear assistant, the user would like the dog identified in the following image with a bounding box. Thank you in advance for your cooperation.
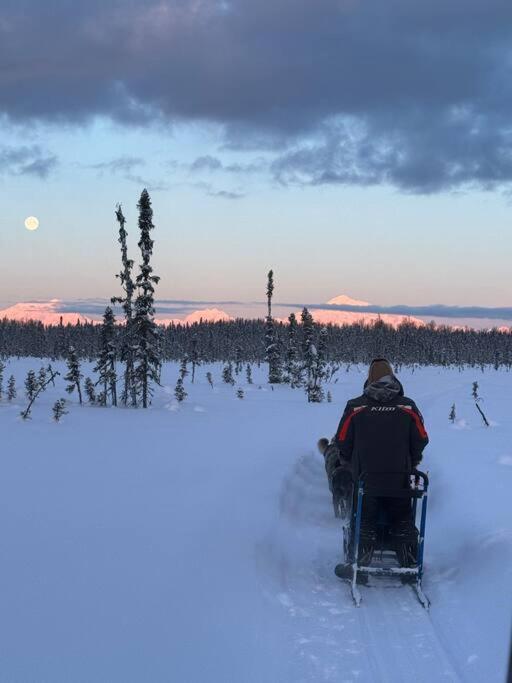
[318,437,353,518]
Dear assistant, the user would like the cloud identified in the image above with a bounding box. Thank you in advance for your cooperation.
[190,155,223,172]
[1,0,512,191]
[187,155,267,175]
[0,145,57,178]
[206,188,244,199]
[191,180,245,199]
[89,156,145,174]
[87,156,168,190]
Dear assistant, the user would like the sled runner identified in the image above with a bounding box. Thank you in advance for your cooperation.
[336,470,430,609]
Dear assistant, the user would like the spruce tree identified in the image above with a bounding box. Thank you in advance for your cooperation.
[111,204,137,406]
[235,346,243,375]
[449,404,456,423]
[179,355,189,381]
[174,377,187,402]
[285,312,302,387]
[21,365,60,420]
[0,360,5,399]
[38,366,47,388]
[190,336,200,383]
[246,364,253,385]
[133,189,161,408]
[265,269,282,383]
[64,347,83,405]
[93,307,118,407]
[301,307,315,388]
[25,370,38,403]
[222,362,235,385]
[7,375,16,401]
[206,371,214,389]
[85,377,96,404]
[52,399,68,422]
[237,388,244,399]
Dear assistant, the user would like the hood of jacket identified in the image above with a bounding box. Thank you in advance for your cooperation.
[363,374,404,403]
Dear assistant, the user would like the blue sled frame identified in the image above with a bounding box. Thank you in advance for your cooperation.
[343,470,430,609]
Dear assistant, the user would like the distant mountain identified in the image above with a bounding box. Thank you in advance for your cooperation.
[286,294,425,328]
[0,300,91,325]
[157,308,234,325]
[0,300,234,326]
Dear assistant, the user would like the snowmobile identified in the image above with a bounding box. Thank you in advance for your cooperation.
[335,470,430,609]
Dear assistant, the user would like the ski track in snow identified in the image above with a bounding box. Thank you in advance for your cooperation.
[0,361,510,682]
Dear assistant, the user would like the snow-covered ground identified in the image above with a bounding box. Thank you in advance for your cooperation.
[1,360,510,682]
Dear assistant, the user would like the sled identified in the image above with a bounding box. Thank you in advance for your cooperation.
[338,470,430,609]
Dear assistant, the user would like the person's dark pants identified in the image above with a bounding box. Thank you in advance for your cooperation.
[358,496,418,565]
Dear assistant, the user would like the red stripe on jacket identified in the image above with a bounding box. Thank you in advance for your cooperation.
[399,406,428,439]
[338,406,366,441]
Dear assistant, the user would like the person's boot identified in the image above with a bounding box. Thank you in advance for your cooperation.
[358,543,375,566]
[396,542,418,568]
[392,520,419,568]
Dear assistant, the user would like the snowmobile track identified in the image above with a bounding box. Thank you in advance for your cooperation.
[354,584,464,682]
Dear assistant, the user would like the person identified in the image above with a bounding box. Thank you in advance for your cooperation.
[333,358,428,570]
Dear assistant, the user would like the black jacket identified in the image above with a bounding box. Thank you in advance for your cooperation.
[334,375,428,488]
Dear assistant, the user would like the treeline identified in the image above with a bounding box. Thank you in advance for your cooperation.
[1,316,511,369]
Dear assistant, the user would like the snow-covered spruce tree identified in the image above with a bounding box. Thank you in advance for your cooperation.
[174,377,187,402]
[111,204,137,407]
[52,399,68,422]
[7,375,16,401]
[301,314,325,403]
[327,390,332,403]
[265,269,282,384]
[449,404,456,423]
[133,189,162,408]
[179,355,189,381]
[206,371,214,389]
[235,346,243,375]
[21,365,60,420]
[0,360,4,399]
[222,361,235,385]
[85,377,96,404]
[237,388,244,399]
[64,347,83,405]
[284,312,302,388]
[472,381,479,400]
[246,363,253,384]
[301,307,315,387]
[306,343,325,403]
[38,366,47,388]
[24,370,38,403]
[93,307,118,407]
[317,326,329,382]
[190,336,200,383]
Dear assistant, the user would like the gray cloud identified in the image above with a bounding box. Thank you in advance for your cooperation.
[188,155,266,174]
[1,1,512,191]
[87,156,168,190]
[0,145,57,178]
[89,156,145,174]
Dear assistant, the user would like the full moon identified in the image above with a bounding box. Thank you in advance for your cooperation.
[24,216,39,231]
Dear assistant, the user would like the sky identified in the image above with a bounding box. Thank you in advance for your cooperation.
[0,0,511,320]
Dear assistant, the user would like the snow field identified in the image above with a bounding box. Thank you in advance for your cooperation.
[0,360,510,682]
